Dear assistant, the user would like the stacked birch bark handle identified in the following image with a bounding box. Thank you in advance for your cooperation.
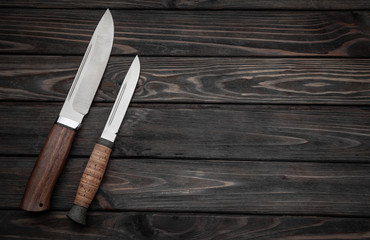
[67,141,112,225]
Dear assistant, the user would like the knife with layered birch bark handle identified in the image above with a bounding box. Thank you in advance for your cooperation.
[67,56,140,225]
[20,9,114,212]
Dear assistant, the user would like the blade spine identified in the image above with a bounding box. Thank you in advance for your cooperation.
[67,42,93,101]
[108,82,127,126]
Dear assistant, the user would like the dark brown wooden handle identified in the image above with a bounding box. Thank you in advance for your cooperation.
[20,123,76,212]
[74,143,112,209]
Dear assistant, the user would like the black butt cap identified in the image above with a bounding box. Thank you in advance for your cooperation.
[67,204,87,226]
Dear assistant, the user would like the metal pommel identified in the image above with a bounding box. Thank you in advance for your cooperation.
[67,204,88,225]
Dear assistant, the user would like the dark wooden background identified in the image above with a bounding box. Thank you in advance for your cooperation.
[1,1,370,239]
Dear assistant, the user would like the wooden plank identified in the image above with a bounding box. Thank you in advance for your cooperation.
[0,103,369,161]
[0,102,370,162]
[2,56,370,105]
[1,211,370,239]
[0,0,370,10]
[1,10,370,56]
[1,157,370,215]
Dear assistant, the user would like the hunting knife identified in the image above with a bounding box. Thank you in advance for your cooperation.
[67,56,140,225]
[20,9,114,212]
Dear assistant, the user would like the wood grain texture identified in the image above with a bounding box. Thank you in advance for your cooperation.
[74,144,112,209]
[20,123,76,212]
[1,10,370,56]
[1,0,369,238]
[1,0,370,10]
[2,56,370,105]
[2,157,370,216]
[1,211,370,240]
[0,103,369,161]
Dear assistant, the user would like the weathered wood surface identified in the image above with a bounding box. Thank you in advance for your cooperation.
[2,56,370,105]
[1,0,370,10]
[1,0,370,238]
[1,211,370,240]
[2,157,370,216]
[1,103,369,161]
[1,10,370,56]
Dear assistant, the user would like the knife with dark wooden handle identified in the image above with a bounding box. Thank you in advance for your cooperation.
[20,124,76,211]
[20,9,114,212]
[68,56,140,225]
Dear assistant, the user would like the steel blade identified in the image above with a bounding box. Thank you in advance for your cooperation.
[58,9,114,129]
[101,56,140,143]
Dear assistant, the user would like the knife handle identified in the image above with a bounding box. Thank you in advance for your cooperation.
[67,141,112,225]
[20,123,76,212]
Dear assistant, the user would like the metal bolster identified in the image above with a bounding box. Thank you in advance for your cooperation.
[97,137,114,149]
[101,130,117,144]
[56,116,82,130]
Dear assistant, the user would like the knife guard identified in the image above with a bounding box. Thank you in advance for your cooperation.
[67,139,112,225]
[20,123,76,212]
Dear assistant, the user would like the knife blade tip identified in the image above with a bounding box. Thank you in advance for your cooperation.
[97,9,114,38]
[133,55,140,70]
